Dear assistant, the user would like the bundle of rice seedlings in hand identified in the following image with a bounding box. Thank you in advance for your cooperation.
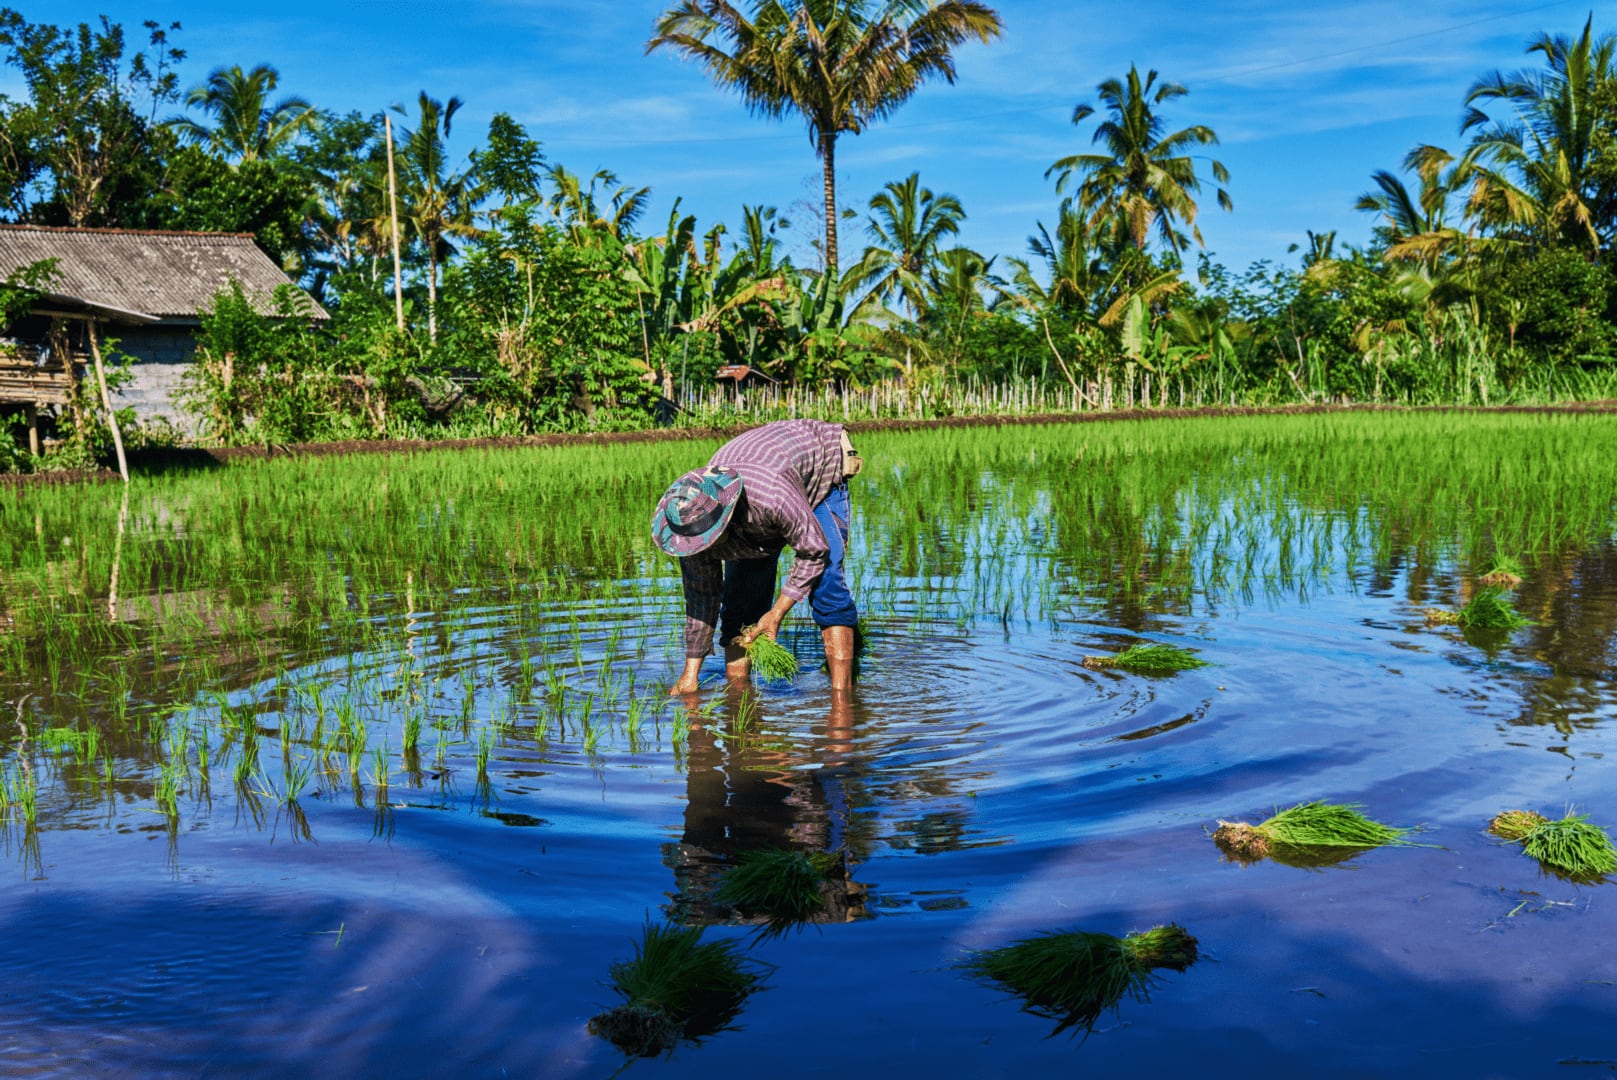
[588,922,765,1057]
[714,849,840,922]
[961,924,1199,1036]
[1212,801,1411,862]
[1082,644,1210,673]
[1424,586,1531,629]
[737,627,798,681]
[1489,808,1617,879]
[1479,555,1524,588]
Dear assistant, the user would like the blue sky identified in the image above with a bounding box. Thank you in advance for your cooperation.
[7,1,1614,275]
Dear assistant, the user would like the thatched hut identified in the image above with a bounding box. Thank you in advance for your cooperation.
[0,225,325,455]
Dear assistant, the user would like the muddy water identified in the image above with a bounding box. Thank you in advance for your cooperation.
[3,454,1616,1076]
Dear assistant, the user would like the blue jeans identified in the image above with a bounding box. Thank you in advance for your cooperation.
[718,483,857,645]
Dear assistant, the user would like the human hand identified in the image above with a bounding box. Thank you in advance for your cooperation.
[740,610,783,646]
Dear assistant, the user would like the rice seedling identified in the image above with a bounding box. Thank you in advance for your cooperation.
[402,712,423,755]
[475,728,493,782]
[960,924,1199,1036]
[737,628,797,682]
[153,762,181,821]
[589,921,766,1057]
[1424,586,1531,629]
[1082,643,1210,673]
[1489,809,1617,879]
[1212,801,1412,862]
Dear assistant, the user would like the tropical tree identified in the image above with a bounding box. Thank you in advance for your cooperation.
[1460,17,1617,254]
[293,110,387,293]
[1358,144,1474,274]
[0,10,183,225]
[1046,64,1231,257]
[546,165,651,246]
[1007,198,1179,329]
[736,202,791,276]
[170,63,319,164]
[846,170,964,319]
[1006,197,1182,394]
[647,0,1003,274]
[390,91,482,342]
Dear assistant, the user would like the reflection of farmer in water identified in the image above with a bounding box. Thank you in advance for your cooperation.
[651,419,862,695]
[663,690,867,927]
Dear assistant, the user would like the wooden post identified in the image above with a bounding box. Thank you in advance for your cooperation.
[384,115,405,333]
[86,320,129,483]
[108,485,130,623]
[25,403,38,456]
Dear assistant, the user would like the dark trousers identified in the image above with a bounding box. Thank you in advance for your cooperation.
[718,484,856,646]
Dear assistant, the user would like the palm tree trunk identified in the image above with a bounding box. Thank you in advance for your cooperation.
[428,245,439,344]
[819,131,838,275]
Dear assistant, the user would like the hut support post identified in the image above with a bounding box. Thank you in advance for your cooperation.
[25,404,38,456]
[86,320,129,483]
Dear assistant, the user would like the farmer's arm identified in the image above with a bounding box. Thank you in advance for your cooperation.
[671,553,722,695]
[737,496,827,645]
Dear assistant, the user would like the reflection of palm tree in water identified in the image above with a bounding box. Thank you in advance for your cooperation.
[663,689,869,927]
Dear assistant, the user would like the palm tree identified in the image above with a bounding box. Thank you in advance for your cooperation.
[1046,64,1231,257]
[1007,198,1178,328]
[390,92,482,342]
[546,165,652,246]
[170,64,319,164]
[1356,144,1470,269]
[847,171,964,319]
[737,203,791,276]
[647,0,1003,274]
[1460,17,1617,253]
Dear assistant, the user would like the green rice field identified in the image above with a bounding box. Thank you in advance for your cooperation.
[1,410,1615,1075]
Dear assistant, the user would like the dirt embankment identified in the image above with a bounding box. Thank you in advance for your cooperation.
[5,399,1616,491]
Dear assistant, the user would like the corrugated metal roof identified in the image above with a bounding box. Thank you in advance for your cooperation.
[0,225,327,320]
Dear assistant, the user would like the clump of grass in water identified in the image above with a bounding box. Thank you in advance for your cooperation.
[1489,809,1617,879]
[737,627,798,682]
[588,922,765,1057]
[961,924,1198,1036]
[1083,643,1209,673]
[1213,801,1411,862]
[714,849,840,922]
[1424,586,1531,629]
[1479,555,1524,588]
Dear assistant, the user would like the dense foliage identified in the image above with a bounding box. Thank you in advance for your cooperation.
[4,5,1617,464]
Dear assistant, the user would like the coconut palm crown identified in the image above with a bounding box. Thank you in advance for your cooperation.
[1046,64,1232,258]
[1459,17,1617,254]
[647,0,1003,274]
[170,63,320,164]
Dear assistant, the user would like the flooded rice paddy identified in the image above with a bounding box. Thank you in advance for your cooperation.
[2,411,1616,1076]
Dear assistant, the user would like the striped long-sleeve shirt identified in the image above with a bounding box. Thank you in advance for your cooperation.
[681,419,847,657]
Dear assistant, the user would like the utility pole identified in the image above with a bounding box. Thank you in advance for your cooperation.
[384,115,405,333]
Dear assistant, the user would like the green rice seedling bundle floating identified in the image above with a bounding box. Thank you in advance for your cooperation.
[588,922,766,1057]
[1478,555,1524,588]
[1212,801,1412,863]
[1424,586,1531,629]
[711,849,868,931]
[1082,643,1210,673]
[1489,809,1617,880]
[961,924,1199,1036]
[713,848,841,922]
[737,628,798,682]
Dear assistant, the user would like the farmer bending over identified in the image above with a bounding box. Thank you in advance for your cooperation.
[652,419,862,695]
